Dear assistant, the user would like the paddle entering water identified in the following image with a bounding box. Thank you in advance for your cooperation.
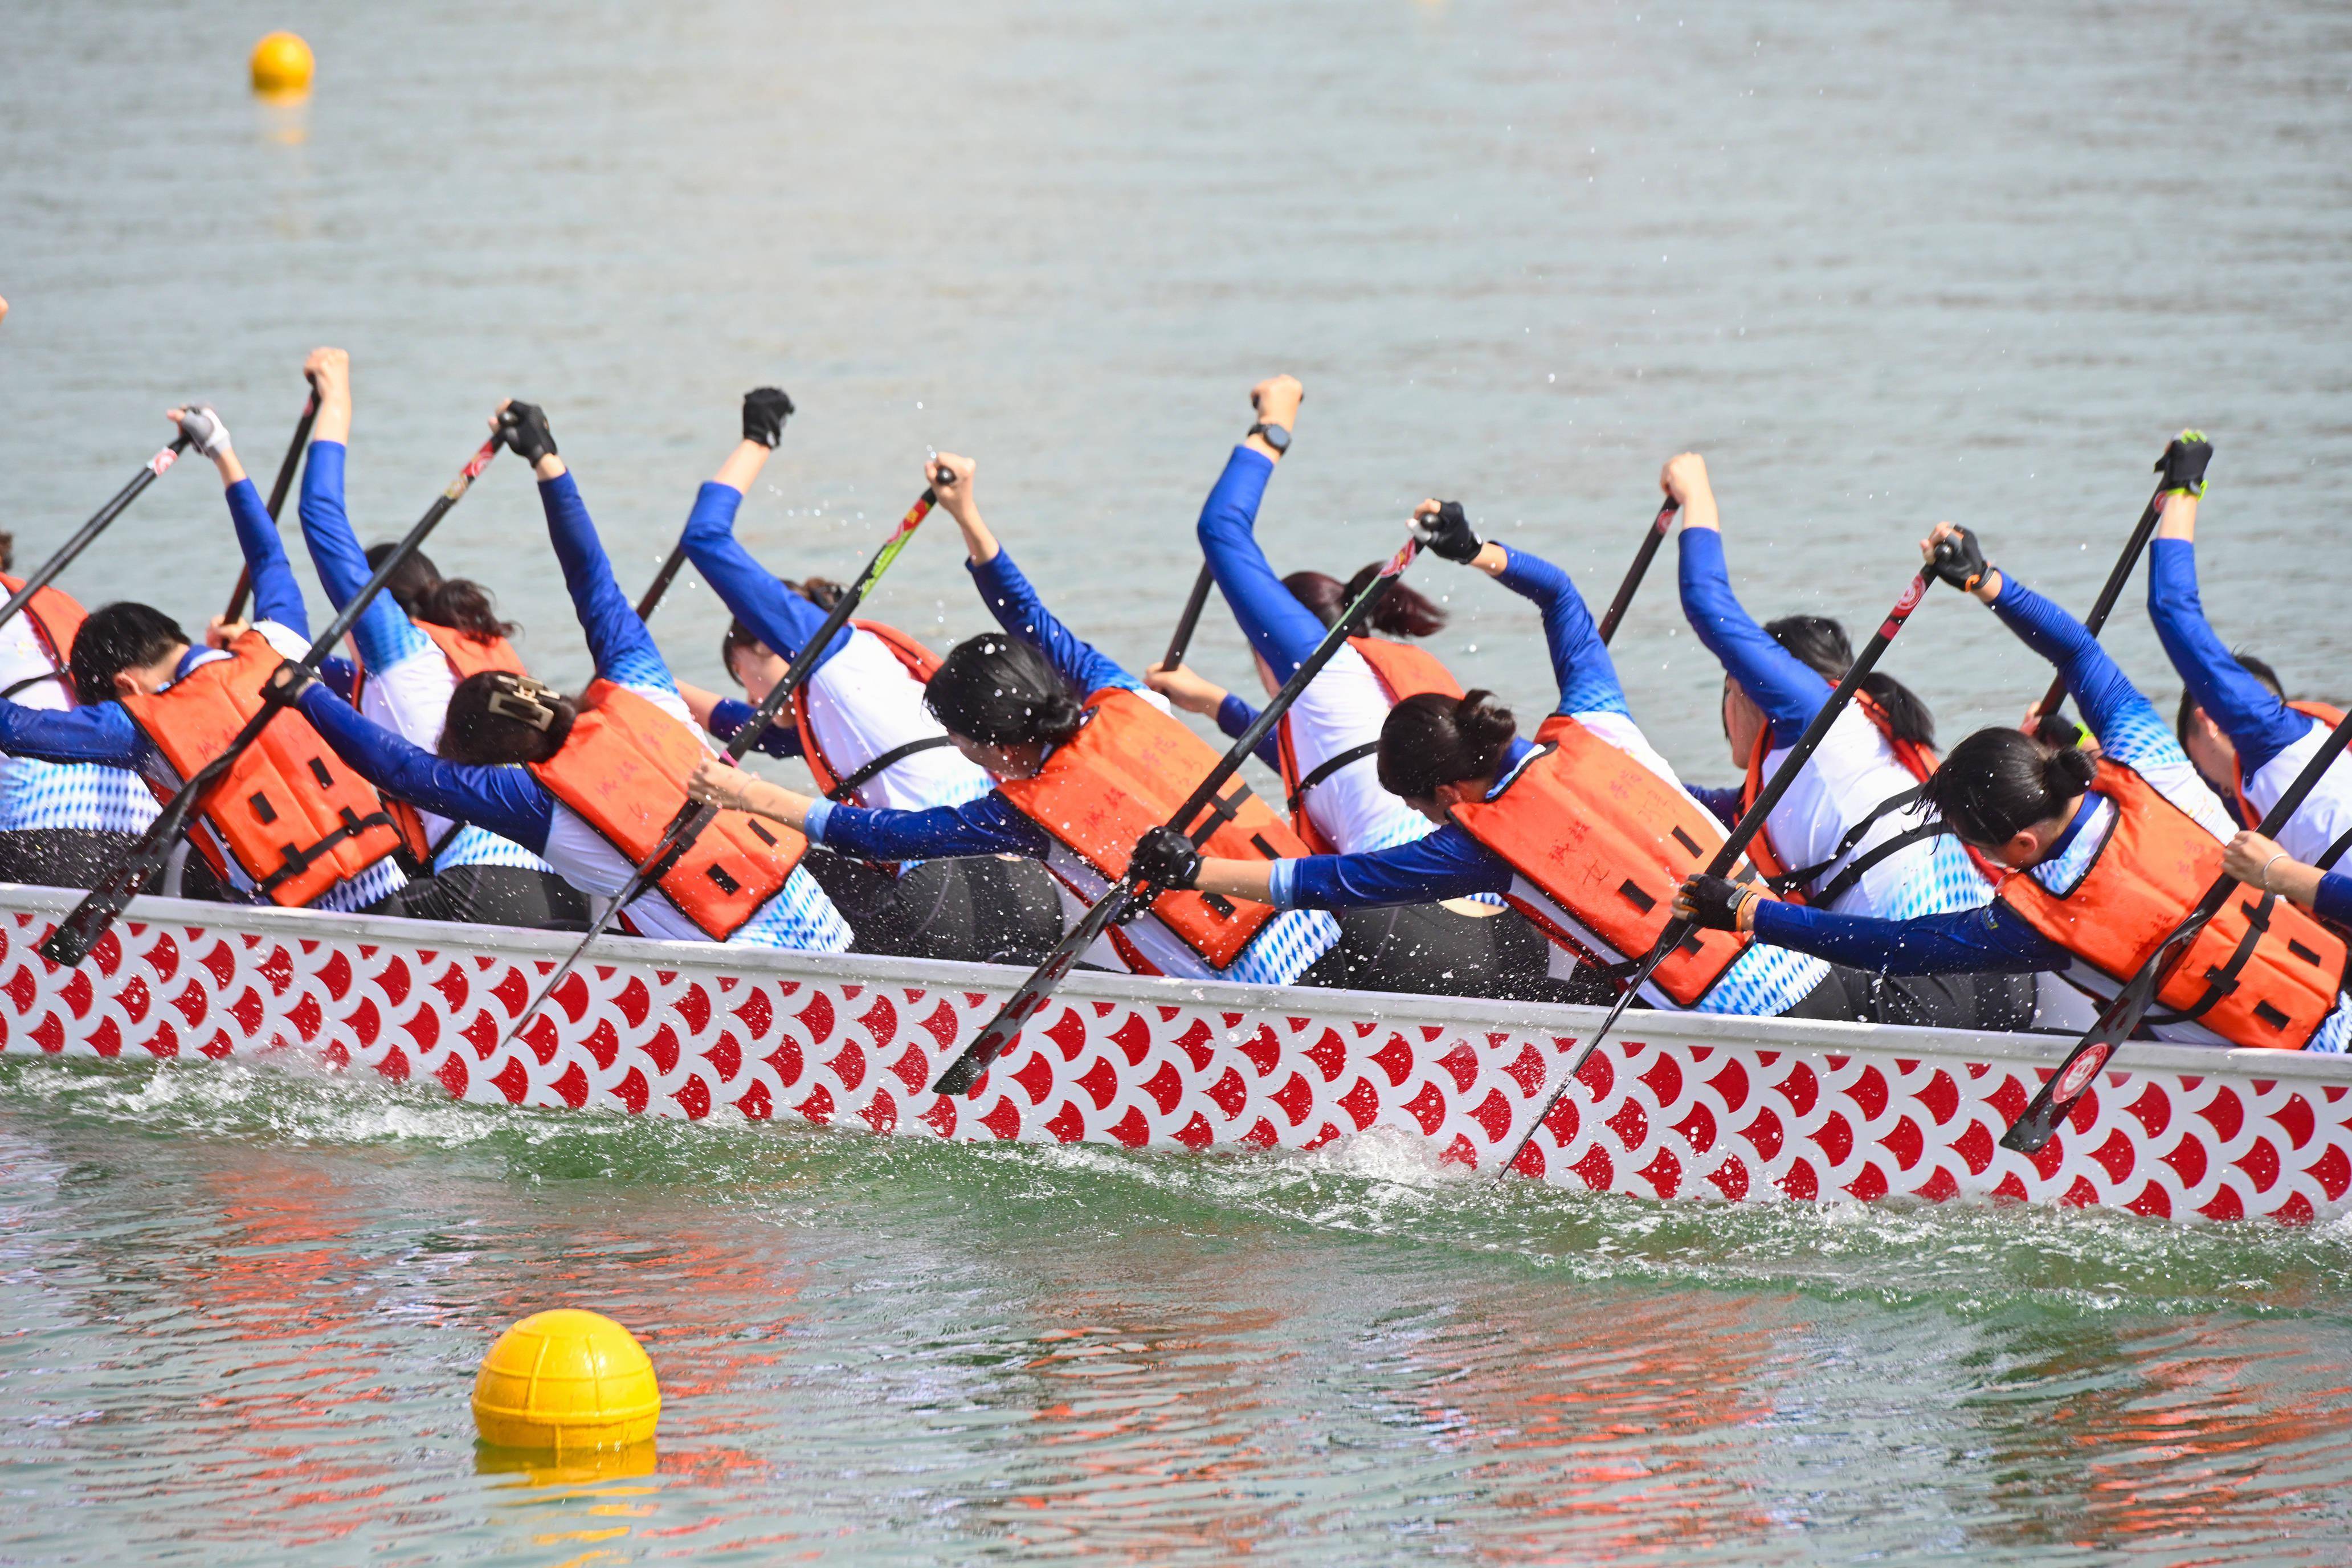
[2001,704,2352,1155]
[223,386,322,624]
[0,434,195,639]
[1595,499,1680,646]
[1498,555,1946,1178]
[930,530,1425,1099]
[493,476,943,1056]
[39,436,503,967]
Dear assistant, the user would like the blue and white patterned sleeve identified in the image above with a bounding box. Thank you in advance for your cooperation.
[1493,545,1630,719]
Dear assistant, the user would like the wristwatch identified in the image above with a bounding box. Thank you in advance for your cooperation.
[1248,422,1291,455]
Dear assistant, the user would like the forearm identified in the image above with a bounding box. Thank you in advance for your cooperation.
[1197,447,1329,675]
[967,547,1133,694]
[1750,900,2057,975]
[0,700,146,766]
[227,477,309,636]
[681,480,844,668]
[299,441,420,669]
[1677,529,1823,741]
[542,471,671,689]
[297,684,551,849]
[1194,859,1275,904]
[2147,538,2306,769]
[1494,544,1628,717]
[713,772,817,832]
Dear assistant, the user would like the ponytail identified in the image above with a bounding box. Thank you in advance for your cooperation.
[1926,726,2096,850]
[1763,612,1935,746]
[1281,565,1448,640]
[923,634,1088,748]
[1377,689,1516,800]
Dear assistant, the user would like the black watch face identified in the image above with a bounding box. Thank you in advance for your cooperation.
[1258,423,1291,453]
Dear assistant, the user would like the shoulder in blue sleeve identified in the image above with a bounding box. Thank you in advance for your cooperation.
[967,546,1136,696]
[681,480,849,671]
[1493,544,1629,718]
[1677,528,1828,744]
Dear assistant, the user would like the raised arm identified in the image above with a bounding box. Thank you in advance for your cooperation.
[1671,455,1828,744]
[2146,483,2308,775]
[295,349,427,671]
[930,453,1138,695]
[680,390,851,673]
[173,406,309,637]
[296,683,553,850]
[497,401,675,693]
[1194,375,1333,679]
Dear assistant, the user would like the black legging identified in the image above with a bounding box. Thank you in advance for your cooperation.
[373,864,594,930]
[1779,964,2038,1031]
[0,828,230,901]
[799,849,1068,968]
[1298,903,1619,1005]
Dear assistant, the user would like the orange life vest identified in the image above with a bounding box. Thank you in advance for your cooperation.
[1451,713,1759,1007]
[1998,758,2347,1050]
[1275,637,1462,854]
[1736,692,1993,905]
[118,631,404,906]
[996,688,1308,970]
[528,680,807,941]
[2232,699,2349,836]
[791,619,944,801]
[0,573,89,699]
[354,620,530,861]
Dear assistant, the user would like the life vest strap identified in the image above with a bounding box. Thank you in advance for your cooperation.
[824,734,956,804]
[1287,741,1378,816]
[2318,826,2352,874]
[2144,892,2276,1027]
[254,805,398,897]
[1185,777,1278,857]
[1766,783,1929,898]
[0,671,69,702]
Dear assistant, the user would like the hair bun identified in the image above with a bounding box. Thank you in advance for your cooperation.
[1452,690,1518,770]
[2044,744,2097,793]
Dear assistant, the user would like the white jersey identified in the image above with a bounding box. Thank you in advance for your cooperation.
[539,681,851,953]
[149,623,406,913]
[2243,716,2352,872]
[1754,706,1992,920]
[1278,643,1443,856]
[0,603,158,836]
[801,628,991,812]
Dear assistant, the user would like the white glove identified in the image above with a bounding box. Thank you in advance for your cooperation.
[177,405,231,458]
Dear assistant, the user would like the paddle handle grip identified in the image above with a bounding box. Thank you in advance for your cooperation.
[0,435,195,638]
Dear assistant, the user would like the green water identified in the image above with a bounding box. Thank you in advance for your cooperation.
[7,1056,2352,1563]
[9,0,2352,1558]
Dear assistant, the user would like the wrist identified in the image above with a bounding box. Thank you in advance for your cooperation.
[534,454,566,481]
[1471,541,1509,576]
[1973,567,2004,605]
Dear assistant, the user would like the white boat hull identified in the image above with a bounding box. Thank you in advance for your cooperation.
[2,887,2345,1224]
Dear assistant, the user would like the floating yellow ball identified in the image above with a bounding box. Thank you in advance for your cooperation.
[472,1309,661,1452]
[249,32,314,97]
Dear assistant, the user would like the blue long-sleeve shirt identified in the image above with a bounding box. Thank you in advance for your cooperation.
[1677,527,1828,746]
[2147,538,2310,775]
[680,481,851,671]
[298,440,420,672]
[707,697,804,760]
[545,472,675,691]
[1197,447,1330,679]
[968,546,1140,698]
[2320,873,2352,927]
[1212,692,1295,774]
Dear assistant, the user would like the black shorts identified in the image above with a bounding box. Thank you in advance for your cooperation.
[1298,901,1618,1005]
[371,864,594,930]
[799,849,1067,968]
[1779,963,2038,1031]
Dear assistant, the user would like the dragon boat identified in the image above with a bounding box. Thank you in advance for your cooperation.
[1,882,2346,1226]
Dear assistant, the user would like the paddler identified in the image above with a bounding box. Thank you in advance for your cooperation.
[681,451,1365,988]
[672,390,1064,966]
[0,406,409,911]
[1673,521,2352,1052]
[1668,452,2033,1030]
[1142,376,1568,1001]
[291,400,853,954]
[2141,433,2352,865]
[1124,499,1869,1023]
[291,349,589,929]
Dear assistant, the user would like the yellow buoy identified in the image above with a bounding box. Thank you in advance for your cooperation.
[472,1309,661,1451]
[249,31,315,97]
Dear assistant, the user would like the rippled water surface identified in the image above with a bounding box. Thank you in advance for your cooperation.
[7,0,2352,1561]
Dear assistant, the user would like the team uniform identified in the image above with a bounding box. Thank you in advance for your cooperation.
[2147,536,2352,870]
[295,438,587,929]
[295,467,851,954]
[680,478,1064,966]
[1257,542,1851,1022]
[799,543,1344,987]
[1751,573,2352,1052]
[0,478,406,912]
[1677,526,2031,1029]
[1193,446,1561,999]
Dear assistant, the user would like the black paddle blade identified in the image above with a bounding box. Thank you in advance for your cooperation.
[2000,940,2179,1154]
[40,852,164,966]
[932,895,1121,1096]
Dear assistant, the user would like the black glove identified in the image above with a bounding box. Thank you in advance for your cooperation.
[1128,825,1202,891]
[1929,525,1991,594]
[2033,708,2087,750]
[2155,429,2211,497]
[1676,873,1756,933]
[742,387,795,450]
[1411,500,1483,565]
[497,401,558,466]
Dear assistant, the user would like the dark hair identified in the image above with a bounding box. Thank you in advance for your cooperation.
[70,602,189,705]
[1925,726,2097,850]
[1762,614,1935,747]
[0,532,14,573]
[1377,689,1517,800]
[721,619,767,683]
[720,578,848,684]
[439,671,577,765]
[922,634,1086,747]
[363,543,518,643]
[1283,565,1448,640]
[2177,650,2284,746]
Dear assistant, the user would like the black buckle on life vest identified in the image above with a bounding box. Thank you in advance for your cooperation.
[255,806,397,895]
[1617,879,1657,916]
[705,863,742,896]
[2158,892,2274,1025]
[1185,779,1257,849]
